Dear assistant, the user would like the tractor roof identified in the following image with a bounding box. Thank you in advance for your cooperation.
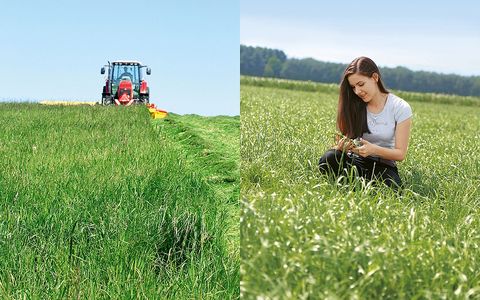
[111,60,144,66]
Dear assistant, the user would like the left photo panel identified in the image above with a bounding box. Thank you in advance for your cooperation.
[0,0,239,298]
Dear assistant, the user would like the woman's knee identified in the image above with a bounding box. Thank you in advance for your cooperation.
[319,149,344,173]
[381,170,402,189]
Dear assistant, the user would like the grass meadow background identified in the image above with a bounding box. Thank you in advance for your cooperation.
[0,104,239,298]
[240,77,480,299]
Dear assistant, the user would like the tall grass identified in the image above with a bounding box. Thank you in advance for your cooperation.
[0,103,239,298]
[240,78,480,299]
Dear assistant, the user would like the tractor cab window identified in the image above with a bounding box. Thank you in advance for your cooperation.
[113,65,139,85]
[139,67,147,80]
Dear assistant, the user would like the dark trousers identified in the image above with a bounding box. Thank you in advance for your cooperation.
[318,149,402,188]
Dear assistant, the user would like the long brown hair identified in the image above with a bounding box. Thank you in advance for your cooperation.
[337,57,389,138]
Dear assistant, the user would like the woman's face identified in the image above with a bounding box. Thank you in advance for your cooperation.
[347,73,379,103]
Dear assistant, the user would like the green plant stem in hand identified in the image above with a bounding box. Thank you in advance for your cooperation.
[334,132,358,152]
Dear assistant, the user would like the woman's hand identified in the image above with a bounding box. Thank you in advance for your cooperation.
[353,138,377,157]
[334,136,354,152]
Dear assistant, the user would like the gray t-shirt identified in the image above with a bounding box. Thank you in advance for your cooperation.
[361,93,412,166]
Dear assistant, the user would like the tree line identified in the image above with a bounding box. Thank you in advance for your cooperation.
[240,45,480,97]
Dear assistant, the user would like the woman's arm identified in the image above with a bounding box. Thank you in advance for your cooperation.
[354,118,412,161]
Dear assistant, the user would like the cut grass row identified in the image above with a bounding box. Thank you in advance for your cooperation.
[152,113,240,289]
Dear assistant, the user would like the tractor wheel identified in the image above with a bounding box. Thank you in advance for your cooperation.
[140,95,149,104]
[102,96,113,105]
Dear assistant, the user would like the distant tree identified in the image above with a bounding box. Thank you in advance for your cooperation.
[472,78,480,95]
[281,58,345,83]
[264,56,282,77]
[241,45,286,77]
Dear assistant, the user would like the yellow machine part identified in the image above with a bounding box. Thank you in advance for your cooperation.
[40,101,97,106]
[151,110,168,119]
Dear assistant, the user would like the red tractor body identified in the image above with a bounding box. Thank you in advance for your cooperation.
[116,79,134,106]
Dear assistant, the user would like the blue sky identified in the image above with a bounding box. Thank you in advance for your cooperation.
[241,0,480,76]
[0,0,239,116]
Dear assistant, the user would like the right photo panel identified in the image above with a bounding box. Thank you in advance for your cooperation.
[240,0,480,298]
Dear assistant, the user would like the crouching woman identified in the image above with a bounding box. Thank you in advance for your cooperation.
[319,57,412,189]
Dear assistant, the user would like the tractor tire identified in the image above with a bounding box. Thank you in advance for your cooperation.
[140,95,149,104]
[102,96,113,105]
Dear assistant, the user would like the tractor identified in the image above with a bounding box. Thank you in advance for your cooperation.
[100,60,151,106]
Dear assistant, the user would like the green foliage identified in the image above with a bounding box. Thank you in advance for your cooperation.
[241,44,480,97]
[264,56,283,77]
[240,83,480,298]
[0,103,239,298]
[241,45,287,77]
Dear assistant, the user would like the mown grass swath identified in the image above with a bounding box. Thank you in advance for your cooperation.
[152,114,240,255]
[241,77,480,299]
[0,103,239,298]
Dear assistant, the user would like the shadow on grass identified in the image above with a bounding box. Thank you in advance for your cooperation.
[142,167,219,272]
[402,169,441,199]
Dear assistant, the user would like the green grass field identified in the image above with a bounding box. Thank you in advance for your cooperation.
[241,77,480,299]
[0,104,239,298]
